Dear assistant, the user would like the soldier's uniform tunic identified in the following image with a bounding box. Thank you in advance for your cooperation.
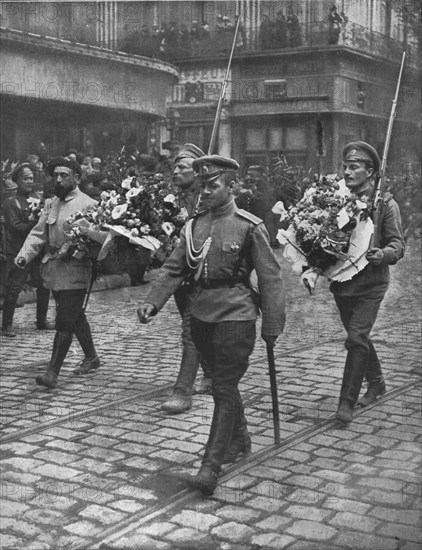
[146,197,285,474]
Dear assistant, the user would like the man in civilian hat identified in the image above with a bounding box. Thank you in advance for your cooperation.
[332,141,405,425]
[2,162,53,337]
[161,143,213,414]
[138,154,285,495]
[15,156,106,388]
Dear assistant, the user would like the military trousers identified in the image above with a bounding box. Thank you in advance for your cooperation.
[334,291,385,404]
[2,258,50,329]
[191,317,256,470]
[173,285,210,396]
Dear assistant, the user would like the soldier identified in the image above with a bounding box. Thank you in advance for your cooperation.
[138,155,285,495]
[2,163,53,337]
[161,143,212,414]
[15,157,106,389]
[333,142,405,424]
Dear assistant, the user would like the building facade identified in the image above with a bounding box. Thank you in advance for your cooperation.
[0,1,419,175]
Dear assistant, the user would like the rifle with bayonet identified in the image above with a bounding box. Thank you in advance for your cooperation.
[207,11,243,155]
[369,51,406,249]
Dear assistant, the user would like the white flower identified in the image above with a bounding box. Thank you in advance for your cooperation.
[163,193,176,204]
[126,187,143,200]
[130,228,140,237]
[100,191,109,201]
[140,225,151,235]
[111,203,128,219]
[121,177,133,190]
[161,222,175,236]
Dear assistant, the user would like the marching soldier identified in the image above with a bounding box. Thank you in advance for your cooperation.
[15,157,106,389]
[138,155,285,495]
[161,143,212,414]
[333,142,405,424]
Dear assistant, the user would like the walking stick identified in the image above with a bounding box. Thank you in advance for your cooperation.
[83,259,97,313]
[266,341,280,445]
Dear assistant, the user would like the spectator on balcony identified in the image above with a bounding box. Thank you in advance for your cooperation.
[260,14,273,49]
[328,5,344,45]
[150,25,162,57]
[286,7,302,47]
[273,10,288,49]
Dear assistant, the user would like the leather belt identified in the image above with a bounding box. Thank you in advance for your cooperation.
[198,277,249,289]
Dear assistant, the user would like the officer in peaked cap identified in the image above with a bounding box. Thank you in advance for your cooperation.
[342,141,380,173]
[160,142,212,415]
[331,140,405,426]
[192,154,240,181]
[138,153,285,496]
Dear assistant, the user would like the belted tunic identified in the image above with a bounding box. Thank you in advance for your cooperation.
[146,198,285,336]
[16,187,97,291]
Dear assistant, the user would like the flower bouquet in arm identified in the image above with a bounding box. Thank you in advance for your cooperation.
[277,174,374,294]
[65,172,187,268]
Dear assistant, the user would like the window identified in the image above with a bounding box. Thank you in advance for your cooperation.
[246,128,266,150]
[285,127,306,149]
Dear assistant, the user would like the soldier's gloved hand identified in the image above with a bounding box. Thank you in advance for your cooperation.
[15,257,26,269]
[70,218,92,236]
[262,334,278,347]
[366,248,384,266]
[137,304,157,324]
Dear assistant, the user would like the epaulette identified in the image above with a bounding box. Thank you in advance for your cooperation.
[236,208,262,225]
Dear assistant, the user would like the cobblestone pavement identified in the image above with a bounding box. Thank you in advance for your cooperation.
[1,244,421,550]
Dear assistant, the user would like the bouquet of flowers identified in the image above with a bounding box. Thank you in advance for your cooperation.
[277,174,374,292]
[28,196,43,222]
[66,172,187,266]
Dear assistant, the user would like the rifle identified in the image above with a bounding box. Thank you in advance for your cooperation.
[369,51,406,249]
[208,11,243,155]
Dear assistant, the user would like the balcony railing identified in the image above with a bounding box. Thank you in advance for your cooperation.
[115,20,416,67]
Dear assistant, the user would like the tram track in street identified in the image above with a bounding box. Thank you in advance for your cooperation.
[76,379,421,550]
[1,316,420,446]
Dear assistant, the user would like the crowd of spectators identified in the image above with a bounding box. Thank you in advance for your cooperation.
[118,4,350,59]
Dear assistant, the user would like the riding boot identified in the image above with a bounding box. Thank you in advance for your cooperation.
[358,341,386,406]
[223,402,251,464]
[187,401,236,495]
[35,331,73,388]
[335,348,368,424]
[195,356,213,395]
[36,287,54,329]
[2,292,18,337]
[73,317,100,374]
[162,343,198,413]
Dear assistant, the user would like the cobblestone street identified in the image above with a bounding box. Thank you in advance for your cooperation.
[1,245,421,550]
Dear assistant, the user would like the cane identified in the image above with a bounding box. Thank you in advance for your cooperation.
[83,259,97,313]
[266,342,281,445]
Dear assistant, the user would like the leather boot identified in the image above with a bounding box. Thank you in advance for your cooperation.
[36,331,73,388]
[194,376,213,395]
[339,348,368,406]
[186,464,219,496]
[162,391,192,414]
[187,401,235,495]
[36,286,52,329]
[358,382,386,406]
[223,406,251,464]
[335,398,354,424]
[2,293,18,337]
[359,341,386,406]
[73,317,100,375]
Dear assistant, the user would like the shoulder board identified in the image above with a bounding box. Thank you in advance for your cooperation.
[236,208,262,225]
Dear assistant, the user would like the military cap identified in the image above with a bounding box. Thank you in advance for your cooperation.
[47,156,82,177]
[192,155,240,181]
[342,141,380,173]
[10,162,33,183]
[175,143,204,162]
